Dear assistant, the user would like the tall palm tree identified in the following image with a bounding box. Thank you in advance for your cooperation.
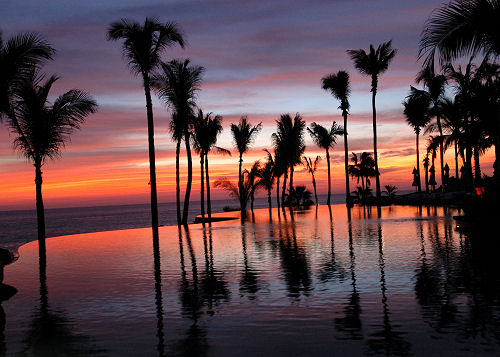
[230,117,262,219]
[303,155,321,206]
[321,70,352,205]
[8,74,97,261]
[258,151,275,214]
[1,31,54,120]
[403,86,432,192]
[107,18,184,231]
[248,160,261,214]
[347,41,397,203]
[152,59,204,225]
[191,109,230,223]
[265,148,285,213]
[416,65,447,187]
[307,121,344,205]
[419,0,500,186]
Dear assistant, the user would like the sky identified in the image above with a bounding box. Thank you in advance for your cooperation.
[0,0,495,210]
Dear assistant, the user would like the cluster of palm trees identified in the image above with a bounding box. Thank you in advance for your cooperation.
[404,0,500,194]
[0,31,97,259]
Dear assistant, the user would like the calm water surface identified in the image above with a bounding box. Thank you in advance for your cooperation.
[1,205,499,356]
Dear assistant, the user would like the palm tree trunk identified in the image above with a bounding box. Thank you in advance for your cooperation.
[267,188,272,215]
[436,113,444,188]
[238,152,244,218]
[200,153,205,221]
[251,190,255,213]
[281,168,288,208]
[35,162,46,263]
[416,133,421,192]
[361,176,365,204]
[454,142,459,180]
[182,128,192,225]
[371,88,382,204]
[175,139,181,226]
[142,74,159,233]
[312,175,318,206]
[326,149,332,205]
[473,146,481,186]
[276,176,281,212]
[425,164,429,193]
[343,111,351,206]
[205,154,212,223]
[289,166,294,194]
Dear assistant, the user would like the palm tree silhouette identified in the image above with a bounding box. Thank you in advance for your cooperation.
[191,109,230,223]
[419,0,500,188]
[230,117,262,219]
[440,97,464,179]
[416,65,447,187]
[348,41,397,204]
[107,18,184,231]
[258,151,275,216]
[273,114,306,208]
[322,70,352,206]
[348,152,377,204]
[1,32,54,120]
[307,121,344,205]
[247,160,261,215]
[303,155,321,206]
[403,86,432,192]
[152,59,204,225]
[7,74,96,262]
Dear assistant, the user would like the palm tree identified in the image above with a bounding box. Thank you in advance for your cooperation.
[403,87,432,192]
[303,155,321,206]
[307,121,344,205]
[321,70,352,205]
[8,74,97,261]
[426,136,440,191]
[1,31,54,120]
[258,151,275,214]
[419,0,500,187]
[347,41,397,203]
[383,185,398,199]
[348,152,377,204]
[191,109,230,223]
[107,18,184,231]
[265,149,285,213]
[152,59,204,225]
[272,114,306,208]
[416,65,447,187]
[440,97,464,179]
[248,161,261,214]
[214,172,253,220]
[230,117,262,219]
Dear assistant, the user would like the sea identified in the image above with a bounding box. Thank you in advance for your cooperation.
[0,193,345,250]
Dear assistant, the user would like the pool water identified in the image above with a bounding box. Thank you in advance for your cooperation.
[2,205,499,356]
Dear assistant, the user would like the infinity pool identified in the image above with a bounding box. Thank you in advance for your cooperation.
[2,205,499,356]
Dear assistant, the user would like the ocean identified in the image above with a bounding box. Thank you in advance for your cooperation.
[0,193,346,250]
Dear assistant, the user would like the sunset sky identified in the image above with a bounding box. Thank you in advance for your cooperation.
[0,0,495,210]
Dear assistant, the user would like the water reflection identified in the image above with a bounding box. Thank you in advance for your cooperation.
[365,223,411,356]
[21,257,105,356]
[277,218,312,299]
[318,206,345,283]
[239,225,261,299]
[334,217,363,340]
[4,205,500,355]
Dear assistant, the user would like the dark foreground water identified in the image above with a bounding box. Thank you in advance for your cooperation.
[1,205,499,356]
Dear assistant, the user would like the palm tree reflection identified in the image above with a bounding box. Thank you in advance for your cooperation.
[334,218,363,340]
[318,206,345,283]
[278,218,311,299]
[239,225,260,299]
[21,256,105,356]
[365,223,411,356]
